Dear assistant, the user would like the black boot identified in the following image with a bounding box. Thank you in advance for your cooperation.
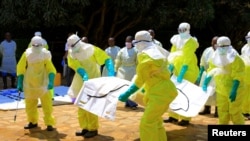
[11,76,16,88]
[199,106,211,115]
[46,125,54,131]
[178,120,190,126]
[163,117,178,123]
[75,129,89,136]
[24,122,38,129]
[214,107,218,117]
[84,130,98,138]
[2,76,7,89]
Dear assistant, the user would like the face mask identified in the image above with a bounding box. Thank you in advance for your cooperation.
[247,38,250,46]
[125,42,132,48]
[135,42,145,52]
[217,47,229,55]
[71,45,80,53]
[32,46,43,53]
[179,33,189,39]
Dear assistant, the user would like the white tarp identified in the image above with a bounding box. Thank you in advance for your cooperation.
[0,86,72,110]
[74,77,131,121]
[74,75,216,120]
[169,75,215,117]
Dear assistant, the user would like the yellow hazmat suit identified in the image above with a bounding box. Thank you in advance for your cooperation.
[205,36,245,124]
[241,42,250,118]
[67,34,114,137]
[17,37,56,127]
[167,23,199,125]
[119,31,177,141]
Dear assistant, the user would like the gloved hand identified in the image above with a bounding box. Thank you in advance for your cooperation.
[118,84,139,102]
[196,66,205,85]
[17,75,24,92]
[71,98,76,103]
[202,75,212,91]
[229,80,240,102]
[77,68,88,81]
[177,65,188,83]
[47,73,55,90]
[168,64,174,73]
[105,58,115,76]
[61,59,65,67]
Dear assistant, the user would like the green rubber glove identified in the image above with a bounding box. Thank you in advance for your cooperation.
[168,64,174,73]
[202,75,212,91]
[105,58,115,76]
[196,66,205,84]
[118,84,139,102]
[177,65,188,83]
[47,73,55,90]
[229,80,240,102]
[77,68,88,81]
[17,75,24,92]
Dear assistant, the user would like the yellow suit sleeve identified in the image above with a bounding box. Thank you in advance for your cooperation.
[93,46,110,65]
[115,50,122,72]
[17,53,27,76]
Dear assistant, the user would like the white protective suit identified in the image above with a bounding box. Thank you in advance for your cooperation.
[0,40,17,74]
[115,47,137,81]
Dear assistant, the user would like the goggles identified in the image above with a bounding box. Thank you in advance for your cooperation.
[245,36,250,40]
[71,39,81,48]
[132,40,151,46]
[178,28,188,33]
[32,44,43,47]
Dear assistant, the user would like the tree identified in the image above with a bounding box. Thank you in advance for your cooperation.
[211,0,250,50]
[0,0,215,49]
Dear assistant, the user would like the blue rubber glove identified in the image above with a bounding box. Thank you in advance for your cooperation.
[229,80,240,102]
[202,75,212,91]
[168,64,174,73]
[61,59,65,67]
[47,73,55,90]
[17,75,24,92]
[105,58,115,76]
[119,84,139,102]
[77,68,88,81]
[196,66,205,85]
[177,65,188,83]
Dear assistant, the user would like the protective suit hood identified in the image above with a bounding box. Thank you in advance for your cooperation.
[212,36,238,67]
[67,34,94,60]
[30,36,44,53]
[133,30,153,52]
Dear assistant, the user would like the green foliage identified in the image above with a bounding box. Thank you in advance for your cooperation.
[0,0,249,50]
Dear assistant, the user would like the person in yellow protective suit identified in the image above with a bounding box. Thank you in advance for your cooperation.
[198,36,218,117]
[164,22,199,126]
[115,35,138,109]
[17,36,56,131]
[202,36,245,124]
[240,31,250,120]
[27,32,54,99]
[119,30,178,141]
[66,34,115,138]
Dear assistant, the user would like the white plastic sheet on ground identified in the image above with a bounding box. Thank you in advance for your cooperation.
[169,75,215,117]
[74,77,131,121]
[0,86,72,110]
